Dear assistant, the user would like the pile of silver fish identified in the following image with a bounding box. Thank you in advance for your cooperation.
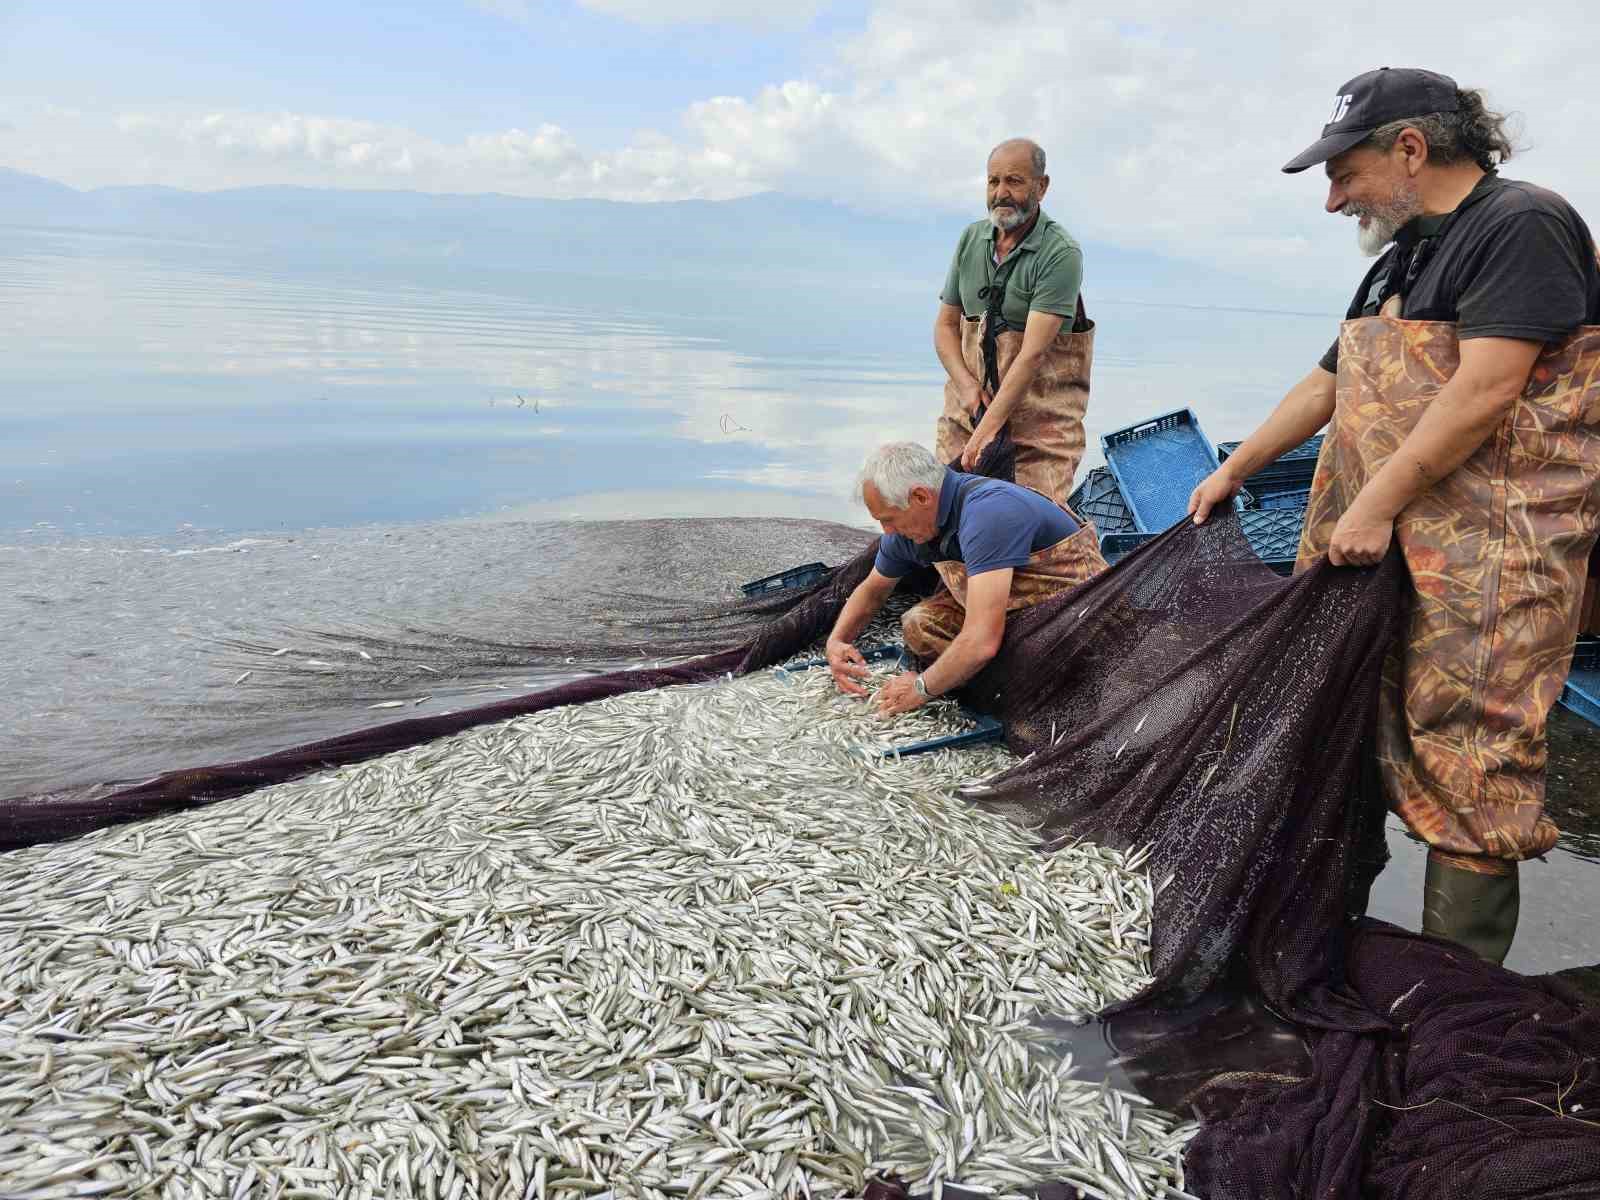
[0,658,1196,1199]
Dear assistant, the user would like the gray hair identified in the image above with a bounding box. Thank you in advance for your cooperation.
[988,137,1046,177]
[1363,88,1517,172]
[856,442,946,507]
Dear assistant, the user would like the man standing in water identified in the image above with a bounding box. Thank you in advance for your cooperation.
[934,139,1094,507]
[827,442,1106,716]
[1190,68,1600,964]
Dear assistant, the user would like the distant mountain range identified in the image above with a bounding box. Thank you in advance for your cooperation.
[2,166,1289,308]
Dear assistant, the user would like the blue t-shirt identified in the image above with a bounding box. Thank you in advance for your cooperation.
[873,470,1078,578]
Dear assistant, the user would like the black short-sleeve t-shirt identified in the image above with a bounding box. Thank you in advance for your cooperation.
[1318,173,1600,374]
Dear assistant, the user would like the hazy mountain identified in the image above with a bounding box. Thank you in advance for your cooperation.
[2,167,1305,310]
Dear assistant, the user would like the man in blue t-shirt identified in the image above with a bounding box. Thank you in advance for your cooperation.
[825,442,1103,716]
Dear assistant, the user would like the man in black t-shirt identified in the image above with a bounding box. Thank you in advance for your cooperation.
[1188,68,1600,966]
[1316,173,1600,374]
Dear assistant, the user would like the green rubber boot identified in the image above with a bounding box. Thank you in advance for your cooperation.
[1421,854,1520,966]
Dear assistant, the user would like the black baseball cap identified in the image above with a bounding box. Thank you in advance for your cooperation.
[1282,67,1460,173]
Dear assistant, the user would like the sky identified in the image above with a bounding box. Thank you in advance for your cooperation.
[2,0,1595,281]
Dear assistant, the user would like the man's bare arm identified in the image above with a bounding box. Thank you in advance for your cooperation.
[1189,366,1336,523]
[920,568,1012,696]
[825,569,900,696]
[960,310,1066,470]
[935,302,985,416]
[1327,336,1541,565]
[983,310,1066,425]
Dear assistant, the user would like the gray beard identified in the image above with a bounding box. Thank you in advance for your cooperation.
[1356,214,1400,256]
[1348,183,1423,257]
[988,199,1036,232]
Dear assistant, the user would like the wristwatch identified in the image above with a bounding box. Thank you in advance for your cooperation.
[913,673,930,699]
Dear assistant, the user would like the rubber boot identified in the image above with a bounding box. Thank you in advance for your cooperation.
[1421,852,1520,966]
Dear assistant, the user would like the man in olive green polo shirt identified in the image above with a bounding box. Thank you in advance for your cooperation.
[933,137,1094,507]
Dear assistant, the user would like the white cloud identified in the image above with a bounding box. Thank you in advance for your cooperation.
[117,111,425,175]
[5,0,1598,287]
[97,107,742,200]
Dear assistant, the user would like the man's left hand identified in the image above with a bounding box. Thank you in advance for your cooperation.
[874,671,928,718]
[1328,506,1394,567]
[961,419,1001,472]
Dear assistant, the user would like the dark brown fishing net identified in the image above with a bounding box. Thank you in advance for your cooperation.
[5,423,1596,1197]
[1190,920,1600,1200]
[952,514,1600,1199]
[0,549,894,855]
[961,514,1402,1019]
[1,436,1014,853]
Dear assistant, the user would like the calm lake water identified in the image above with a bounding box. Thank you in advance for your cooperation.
[2,227,1340,538]
[2,225,1593,975]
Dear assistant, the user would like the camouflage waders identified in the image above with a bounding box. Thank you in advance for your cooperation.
[936,298,1094,509]
[1296,316,1600,873]
[901,514,1107,660]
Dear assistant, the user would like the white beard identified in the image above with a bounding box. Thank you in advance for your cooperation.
[1356,216,1398,257]
[988,198,1036,232]
[1347,181,1422,258]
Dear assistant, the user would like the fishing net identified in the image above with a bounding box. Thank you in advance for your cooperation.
[1,435,1017,852]
[4,419,1597,1198]
[960,514,1402,1018]
[0,554,888,854]
[944,516,1600,1199]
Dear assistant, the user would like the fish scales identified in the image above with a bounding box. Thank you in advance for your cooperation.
[0,651,1188,1198]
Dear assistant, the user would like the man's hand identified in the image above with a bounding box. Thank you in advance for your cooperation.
[826,638,871,697]
[957,377,991,420]
[1320,335,1539,567]
[1327,503,1394,567]
[961,416,1002,472]
[873,671,928,718]
[1188,468,1241,525]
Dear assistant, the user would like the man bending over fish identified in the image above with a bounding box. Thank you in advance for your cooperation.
[826,442,1106,716]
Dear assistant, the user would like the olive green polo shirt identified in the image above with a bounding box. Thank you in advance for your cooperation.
[939,211,1084,329]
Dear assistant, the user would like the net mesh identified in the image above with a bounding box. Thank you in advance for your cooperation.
[960,514,1401,1020]
[4,424,1597,1198]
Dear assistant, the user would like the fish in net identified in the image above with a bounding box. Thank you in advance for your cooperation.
[3,423,1596,1198]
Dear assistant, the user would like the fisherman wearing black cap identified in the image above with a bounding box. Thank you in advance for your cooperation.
[1189,68,1600,965]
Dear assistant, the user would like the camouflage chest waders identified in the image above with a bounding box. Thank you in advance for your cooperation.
[901,503,1107,661]
[936,296,1094,509]
[1296,316,1600,877]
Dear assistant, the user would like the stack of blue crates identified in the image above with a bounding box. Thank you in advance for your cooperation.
[1079,409,1218,566]
[1081,414,1598,729]
[1566,637,1600,727]
[1218,435,1323,513]
[1066,466,1138,537]
[1102,409,1222,533]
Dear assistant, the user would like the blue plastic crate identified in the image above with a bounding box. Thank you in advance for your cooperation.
[1102,408,1222,532]
[1240,507,1307,560]
[1217,435,1324,468]
[775,642,909,676]
[1067,466,1137,535]
[742,561,830,597]
[1573,636,1600,673]
[871,711,1005,758]
[1248,486,1313,512]
[1559,666,1600,728]
[1219,436,1323,514]
[1099,531,1158,564]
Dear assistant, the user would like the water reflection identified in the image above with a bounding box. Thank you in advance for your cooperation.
[4,226,1592,975]
[2,228,1337,539]
[0,516,874,797]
